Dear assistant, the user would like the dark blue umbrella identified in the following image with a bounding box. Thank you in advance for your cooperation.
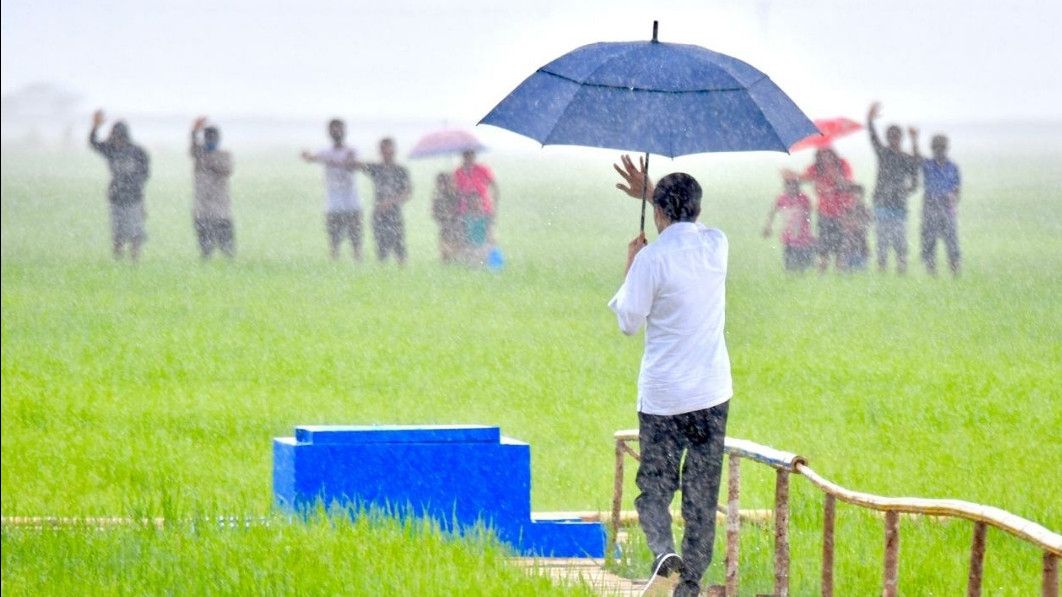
[480,22,819,230]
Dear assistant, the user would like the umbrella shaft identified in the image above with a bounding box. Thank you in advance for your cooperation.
[640,153,650,233]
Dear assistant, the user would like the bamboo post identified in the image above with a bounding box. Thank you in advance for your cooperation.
[883,511,900,597]
[774,468,791,597]
[1045,552,1059,597]
[967,521,987,597]
[609,438,626,560]
[725,455,741,597]
[822,493,836,597]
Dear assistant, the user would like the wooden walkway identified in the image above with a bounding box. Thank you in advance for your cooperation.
[513,558,646,596]
[514,557,726,597]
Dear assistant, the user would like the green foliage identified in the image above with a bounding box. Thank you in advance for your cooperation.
[1,505,589,596]
[2,144,1059,595]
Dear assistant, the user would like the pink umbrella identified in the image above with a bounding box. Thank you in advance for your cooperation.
[408,129,486,159]
[788,117,863,152]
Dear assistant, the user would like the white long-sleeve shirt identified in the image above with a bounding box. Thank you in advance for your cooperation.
[608,222,733,416]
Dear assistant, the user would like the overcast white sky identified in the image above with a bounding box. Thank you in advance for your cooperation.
[3,0,1061,127]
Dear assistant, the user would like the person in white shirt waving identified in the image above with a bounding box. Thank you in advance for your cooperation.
[301,119,363,261]
[609,155,733,597]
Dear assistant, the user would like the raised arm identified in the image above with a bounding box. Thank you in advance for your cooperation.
[867,102,883,152]
[317,150,358,171]
[88,109,106,153]
[350,157,373,172]
[300,149,351,168]
[190,116,207,158]
[908,127,922,161]
[613,154,653,200]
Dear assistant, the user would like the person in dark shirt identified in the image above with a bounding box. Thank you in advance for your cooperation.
[911,128,962,276]
[88,109,151,262]
[357,138,412,265]
[867,102,919,274]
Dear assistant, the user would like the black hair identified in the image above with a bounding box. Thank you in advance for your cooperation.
[111,121,129,141]
[652,172,702,222]
[328,118,344,128]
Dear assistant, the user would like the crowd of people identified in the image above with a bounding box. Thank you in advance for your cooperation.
[88,103,962,277]
[88,111,500,266]
[763,102,963,276]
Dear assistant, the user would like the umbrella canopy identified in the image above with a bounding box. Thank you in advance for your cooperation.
[480,27,817,158]
[408,129,486,159]
[788,117,863,152]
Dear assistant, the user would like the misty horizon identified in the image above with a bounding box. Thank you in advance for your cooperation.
[3,0,1061,128]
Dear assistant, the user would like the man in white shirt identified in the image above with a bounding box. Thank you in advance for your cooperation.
[301,119,363,261]
[609,155,732,597]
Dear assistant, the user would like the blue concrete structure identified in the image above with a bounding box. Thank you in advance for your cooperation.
[273,425,606,558]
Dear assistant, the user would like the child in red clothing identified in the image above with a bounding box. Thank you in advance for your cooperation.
[763,171,815,272]
[801,148,858,272]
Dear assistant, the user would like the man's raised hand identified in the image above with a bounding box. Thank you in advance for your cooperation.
[192,116,208,133]
[868,102,882,121]
[92,109,105,128]
[613,154,652,200]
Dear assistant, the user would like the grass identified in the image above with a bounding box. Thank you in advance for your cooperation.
[1,504,592,596]
[2,139,1060,595]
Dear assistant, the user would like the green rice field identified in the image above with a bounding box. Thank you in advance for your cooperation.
[2,136,1060,595]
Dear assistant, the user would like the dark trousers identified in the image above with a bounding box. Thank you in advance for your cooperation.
[636,401,729,587]
[372,207,407,262]
[921,205,960,272]
[194,217,234,258]
[326,211,363,254]
[875,207,908,270]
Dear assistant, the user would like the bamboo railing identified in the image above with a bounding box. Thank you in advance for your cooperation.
[612,430,1062,597]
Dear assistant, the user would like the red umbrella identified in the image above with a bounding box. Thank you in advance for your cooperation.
[408,129,486,159]
[788,117,863,152]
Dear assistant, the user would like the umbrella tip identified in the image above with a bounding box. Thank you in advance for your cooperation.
[652,20,659,42]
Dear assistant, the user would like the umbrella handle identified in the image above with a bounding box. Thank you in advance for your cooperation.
[639,152,650,233]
